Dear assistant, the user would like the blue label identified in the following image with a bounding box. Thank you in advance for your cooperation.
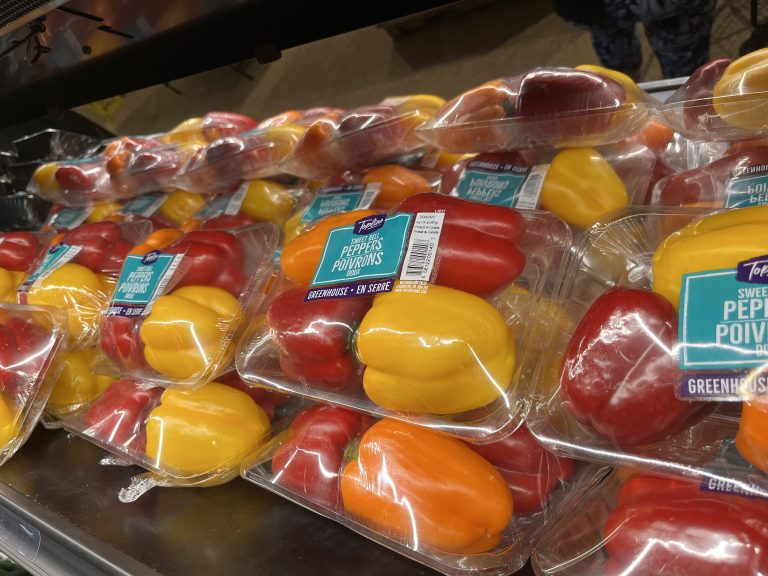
[108,251,179,316]
[119,192,166,216]
[455,163,529,206]
[311,213,412,288]
[679,265,768,370]
[23,243,80,288]
[49,208,90,229]
[725,173,768,208]
[301,185,370,223]
[195,194,232,219]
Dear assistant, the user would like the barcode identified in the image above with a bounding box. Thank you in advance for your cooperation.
[404,241,430,277]
[358,183,381,208]
[515,164,549,209]
[399,212,444,283]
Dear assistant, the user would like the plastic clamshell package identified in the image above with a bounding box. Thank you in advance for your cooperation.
[279,95,446,180]
[256,107,345,130]
[98,223,280,392]
[0,230,56,302]
[531,469,768,575]
[0,302,68,467]
[242,406,606,576]
[526,205,768,497]
[417,67,655,153]
[57,375,300,487]
[237,198,573,443]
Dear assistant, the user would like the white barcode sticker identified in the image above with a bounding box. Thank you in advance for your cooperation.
[399,212,444,283]
[224,182,249,215]
[514,164,549,210]
[358,183,381,209]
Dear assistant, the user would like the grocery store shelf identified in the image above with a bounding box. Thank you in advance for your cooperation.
[0,428,534,576]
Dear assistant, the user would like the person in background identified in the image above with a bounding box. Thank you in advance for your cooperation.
[553,0,716,79]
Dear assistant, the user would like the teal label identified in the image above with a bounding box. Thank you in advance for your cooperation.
[107,251,183,316]
[309,213,412,292]
[194,183,247,220]
[21,243,82,290]
[725,172,768,208]
[301,184,379,222]
[48,208,91,229]
[119,192,167,217]
[456,168,527,206]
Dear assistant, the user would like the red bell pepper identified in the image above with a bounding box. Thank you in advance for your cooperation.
[55,163,100,191]
[99,314,147,370]
[202,111,258,141]
[604,474,768,575]
[201,214,257,230]
[217,371,290,421]
[61,221,132,274]
[396,193,526,298]
[271,405,373,508]
[165,230,246,296]
[561,288,711,447]
[0,315,49,397]
[0,232,41,272]
[85,379,163,452]
[266,287,372,391]
[469,425,574,514]
[681,58,733,130]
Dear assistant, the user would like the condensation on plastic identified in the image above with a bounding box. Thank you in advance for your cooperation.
[57,376,301,490]
[526,206,768,497]
[417,68,655,153]
[97,223,280,391]
[0,302,68,468]
[279,95,446,180]
[0,231,56,303]
[237,203,572,443]
[531,469,768,575]
[242,408,605,576]
[23,220,152,350]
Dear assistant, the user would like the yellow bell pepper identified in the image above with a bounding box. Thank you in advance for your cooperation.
[162,117,206,146]
[140,285,241,380]
[357,283,515,414]
[241,180,294,226]
[145,381,270,476]
[26,263,108,345]
[263,124,306,161]
[47,348,114,411]
[87,202,122,223]
[713,48,768,130]
[158,190,206,227]
[31,162,59,197]
[0,394,18,449]
[539,148,629,229]
[282,212,304,244]
[0,269,25,303]
[652,205,768,309]
[575,64,645,103]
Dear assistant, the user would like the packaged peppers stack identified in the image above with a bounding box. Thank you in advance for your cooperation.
[527,204,768,496]
[243,406,604,575]
[532,470,768,575]
[0,230,54,302]
[238,193,572,442]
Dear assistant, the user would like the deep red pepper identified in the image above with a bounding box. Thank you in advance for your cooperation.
[561,287,711,447]
[0,232,41,272]
[271,405,373,508]
[396,193,526,298]
[99,314,147,370]
[84,379,163,452]
[201,111,258,140]
[266,287,371,391]
[469,425,574,514]
[54,164,99,191]
[0,316,49,396]
[681,58,733,130]
[61,221,132,274]
[201,213,257,230]
[165,230,246,296]
[615,473,693,506]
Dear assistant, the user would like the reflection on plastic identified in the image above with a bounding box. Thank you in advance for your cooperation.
[0,504,41,562]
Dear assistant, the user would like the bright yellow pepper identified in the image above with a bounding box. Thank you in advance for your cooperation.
[31,162,59,197]
[282,212,304,244]
[357,283,515,414]
[539,148,629,229]
[26,263,108,345]
[145,381,270,476]
[0,394,18,449]
[140,285,241,380]
[263,124,306,161]
[713,48,768,130]
[652,205,768,309]
[158,190,206,226]
[87,202,122,223]
[241,179,294,226]
[0,269,25,303]
[47,348,114,411]
[162,117,206,146]
[575,64,645,103]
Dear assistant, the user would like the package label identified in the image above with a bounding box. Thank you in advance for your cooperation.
[301,184,380,222]
[107,251,184,317]
[47,208,92,229]
[699,476,764,498]
[725,167,768,208]
[119,192,167,217]
[455,161,548,209]
[307,213,413,300]
[195,183,248,220]
[21,243,82,290]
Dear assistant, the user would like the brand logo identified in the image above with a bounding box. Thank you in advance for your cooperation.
[142,250,161,265]
[354,215,386,235]
[737,255,768,284]
[48,243,62,255]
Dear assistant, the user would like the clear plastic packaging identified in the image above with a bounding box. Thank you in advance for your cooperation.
[527,205,768,497]
[12,129,101,163]
[21,220,152,349]
[238,194,572,442]
[280,95,446,179]
[532,469,768,575]
[256,107,344,130]
[0,230,55,303]
[242,406,604,576]
[417,67,655,153]
[98,223,279,391]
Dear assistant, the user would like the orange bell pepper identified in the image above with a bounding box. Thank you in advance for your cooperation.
[280,209,378,286]
[736,397,768,472]
[363,165,433,210]
[129,228,184,256]
[340,418,513,554]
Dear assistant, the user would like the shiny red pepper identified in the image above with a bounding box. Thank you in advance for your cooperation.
[84,379,163,452]
[396,193,526,298]
[469,425,574,514]
[681,58,733,130]
[202,111,258,141]
[266,287,371,390]
[0,316,48,396]
[61,221,132,274]
[0,232,41,272]
[99,314,147,370]
[165,230,246,296]
[271,406,373,508]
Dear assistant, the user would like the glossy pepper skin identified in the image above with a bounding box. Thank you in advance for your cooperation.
[216,371,289,421]
[469,425,575,514]
[157,190,206,226]
[145,382,270,476]
[48,348,115,411]
[713,48,768,130]
[357,283,515,414]
[85,379,163,452]
[561,288,710,447]
[280,209,378,286]
[140,285,241,380]
[0,232,41,273]
[0,315,50,396]
[680,58,733,131]
[272,406,372,508]
[340,418,513,554]
[361,165,433,210]
[99,313,147,370]
[539,148,629,229]
[652,205,768,309]
[164,230,246,296]
[267,287,371,390]
[397,193,526,298]
[736,398,768,472]
[61,221,133,275]
[238,179,295,226]
[603,474,768,575]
